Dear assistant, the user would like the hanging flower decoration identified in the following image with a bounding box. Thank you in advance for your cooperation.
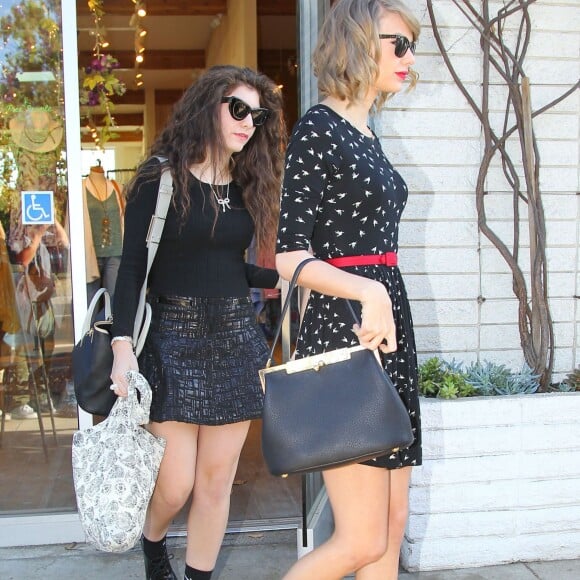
[79,54,125,148]
[79,0,126,149]
[80,54,125,106]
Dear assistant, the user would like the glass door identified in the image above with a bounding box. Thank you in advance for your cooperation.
[295,0,334,556]
[0,0,85,546]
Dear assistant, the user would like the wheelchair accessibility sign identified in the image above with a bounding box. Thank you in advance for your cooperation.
[21,191,54,225]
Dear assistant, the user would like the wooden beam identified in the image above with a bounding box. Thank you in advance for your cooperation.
[81,131,143,144]
[257,0,296,16]
[110,90,145,105]
[76,0,295,17]
[107,89,185,106]
[79,50,205,71]
[84,113,144,127]
[76,0,227,16]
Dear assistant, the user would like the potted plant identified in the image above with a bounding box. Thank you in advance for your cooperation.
[402,360,580,571]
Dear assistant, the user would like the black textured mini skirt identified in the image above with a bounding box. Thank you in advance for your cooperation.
[139,295,269,426]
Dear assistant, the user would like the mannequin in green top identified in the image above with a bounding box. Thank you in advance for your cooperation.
[82,162,124,303]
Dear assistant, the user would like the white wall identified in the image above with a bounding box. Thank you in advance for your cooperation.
[403,393,580,570]
[111,143,143,188]
[377,0,579,379]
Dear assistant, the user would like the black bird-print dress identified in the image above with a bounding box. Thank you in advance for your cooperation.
[277,104,422,469]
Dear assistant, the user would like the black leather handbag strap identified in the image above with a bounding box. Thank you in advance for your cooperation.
[267,257,360,366]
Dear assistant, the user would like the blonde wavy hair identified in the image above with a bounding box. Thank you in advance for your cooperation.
[313,0,420,111]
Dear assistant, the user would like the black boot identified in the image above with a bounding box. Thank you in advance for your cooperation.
[184,564,213,580]
[141,535,177,580]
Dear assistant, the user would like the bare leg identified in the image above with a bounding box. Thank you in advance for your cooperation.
[283,463,391,580]
[185,421,251,571]
[356,467,412,580]
[143,421,200,541]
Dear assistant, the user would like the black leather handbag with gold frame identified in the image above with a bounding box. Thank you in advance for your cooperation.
[260,257,414,477]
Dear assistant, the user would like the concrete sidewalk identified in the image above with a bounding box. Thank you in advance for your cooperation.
[1,531,579,579]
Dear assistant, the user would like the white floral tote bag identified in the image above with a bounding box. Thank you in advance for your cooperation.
[72,371,166,552]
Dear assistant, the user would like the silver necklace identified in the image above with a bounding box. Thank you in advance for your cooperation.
[209,181,231,212]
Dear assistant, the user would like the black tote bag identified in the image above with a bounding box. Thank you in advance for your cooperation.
[72,288,116,416]
[259,258,414,477]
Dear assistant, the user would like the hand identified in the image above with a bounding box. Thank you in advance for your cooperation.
[110,341,139,397]
[353,282,397,354]
[53,219,70,248]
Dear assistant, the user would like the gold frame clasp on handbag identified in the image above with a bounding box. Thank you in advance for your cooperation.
[259,345,368,391]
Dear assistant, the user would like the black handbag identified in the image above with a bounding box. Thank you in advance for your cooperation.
[72,161,173,416]
[72,289,116,416]
[259,258,414,477]
[73,288,153,415]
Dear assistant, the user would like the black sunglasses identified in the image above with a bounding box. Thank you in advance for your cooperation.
[379,34,416,58]
[221,96,271,127]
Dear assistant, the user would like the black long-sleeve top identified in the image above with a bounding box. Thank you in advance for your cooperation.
[112,163,278,338]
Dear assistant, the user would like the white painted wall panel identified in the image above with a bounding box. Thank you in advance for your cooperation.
[400,248,480,273]
[402,194,476,220]
[411,300,478,326]
[403,167,480,192]
[403,273,480,300]
[404,395,580,569]
[387,1,579,384]
[553,346,575,374]
[399,220,478,247]
[377,110,481,138]
[477,349,525,368]
[549,299,576,324]
[414,325,479,352]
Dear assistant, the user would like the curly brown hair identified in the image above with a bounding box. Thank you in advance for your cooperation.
[128,65,287,255]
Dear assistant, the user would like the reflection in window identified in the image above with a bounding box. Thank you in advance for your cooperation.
[0,0,77,516]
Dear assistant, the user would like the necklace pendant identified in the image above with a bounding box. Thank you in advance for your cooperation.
[217,197,231,212]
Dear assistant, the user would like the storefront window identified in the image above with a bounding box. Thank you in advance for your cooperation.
[0,0,77,515]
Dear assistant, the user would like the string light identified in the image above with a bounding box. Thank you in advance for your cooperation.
[130,1,148,88]
[87,0,110,54]
[81,1,126,149]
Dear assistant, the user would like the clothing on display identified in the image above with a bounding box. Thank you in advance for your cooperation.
[83,164,124,298]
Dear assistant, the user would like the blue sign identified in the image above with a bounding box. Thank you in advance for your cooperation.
[21,191,54,225]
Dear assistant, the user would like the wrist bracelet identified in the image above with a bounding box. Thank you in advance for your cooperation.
[111,335,133,348]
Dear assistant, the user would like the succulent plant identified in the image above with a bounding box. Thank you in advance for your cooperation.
[419,358,544,398]
[465,361,540,396]
[419,358,476,399]
[563,367,580,391]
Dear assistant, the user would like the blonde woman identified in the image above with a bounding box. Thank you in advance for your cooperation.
[275,1,421,578]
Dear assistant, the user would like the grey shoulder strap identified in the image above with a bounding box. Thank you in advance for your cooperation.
[132,156,173,351]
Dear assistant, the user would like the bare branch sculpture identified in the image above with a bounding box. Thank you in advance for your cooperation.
[426,0,580,389]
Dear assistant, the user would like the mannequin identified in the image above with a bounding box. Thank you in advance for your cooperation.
[82,162,124,304]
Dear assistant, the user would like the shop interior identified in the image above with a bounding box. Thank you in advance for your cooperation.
[0,0,301,533]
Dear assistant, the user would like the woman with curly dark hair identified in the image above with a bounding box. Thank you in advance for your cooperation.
[110,65,286,580]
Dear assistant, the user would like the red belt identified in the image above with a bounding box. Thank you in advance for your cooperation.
[324,252,398,268]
